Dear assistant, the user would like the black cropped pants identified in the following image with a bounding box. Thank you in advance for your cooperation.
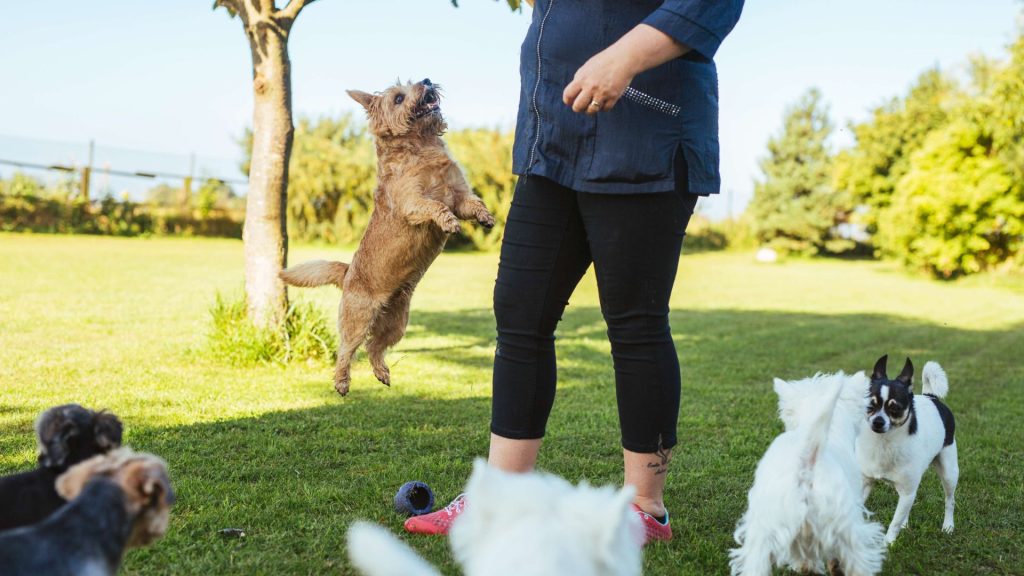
[490,172,698,453]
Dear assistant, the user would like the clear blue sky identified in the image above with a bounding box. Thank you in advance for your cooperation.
[1,1,1020,218]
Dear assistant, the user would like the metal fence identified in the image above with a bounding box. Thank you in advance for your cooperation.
[0,134,248,201]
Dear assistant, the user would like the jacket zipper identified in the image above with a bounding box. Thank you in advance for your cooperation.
[527,0,555,171]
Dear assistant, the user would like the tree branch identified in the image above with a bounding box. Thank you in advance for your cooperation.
[278,0,317,21]
[213,0,243,17]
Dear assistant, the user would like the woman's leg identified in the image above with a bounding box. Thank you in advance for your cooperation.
[578,183,699,516]
[489,176,592,472]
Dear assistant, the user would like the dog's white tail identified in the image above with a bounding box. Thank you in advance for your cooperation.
[797,375,844,487]
[347,522,441,576]
[279,260,349,289]
[922,361,949,398]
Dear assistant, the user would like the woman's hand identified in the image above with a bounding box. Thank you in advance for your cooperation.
[563,24,690,115]
[562,45,637,115]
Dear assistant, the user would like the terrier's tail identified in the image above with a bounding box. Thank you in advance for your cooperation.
[347,522,441,576]
[279,260,348,289]
[797,374,844,487]
[922,361,949,398]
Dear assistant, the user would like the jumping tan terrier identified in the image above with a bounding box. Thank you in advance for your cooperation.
[280,78,495,396]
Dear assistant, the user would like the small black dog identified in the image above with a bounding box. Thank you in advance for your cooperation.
[0,448,174,576]
[0,404,123,531]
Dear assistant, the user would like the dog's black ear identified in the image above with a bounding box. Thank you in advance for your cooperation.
[347,90,375,111]
[40,423,74,468]
[93,411,124,451]
[897,357,914,389]
[871,354,888,381]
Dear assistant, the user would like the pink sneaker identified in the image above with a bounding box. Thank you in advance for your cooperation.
[403,494,466,535]
[633,504,672,544]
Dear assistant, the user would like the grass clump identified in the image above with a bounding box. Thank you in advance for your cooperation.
[205,292,336,365]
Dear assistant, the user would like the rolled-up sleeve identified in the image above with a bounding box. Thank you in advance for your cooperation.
[642,0,745,60]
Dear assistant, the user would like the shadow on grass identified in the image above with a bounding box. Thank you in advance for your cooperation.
[2,307,1020,575]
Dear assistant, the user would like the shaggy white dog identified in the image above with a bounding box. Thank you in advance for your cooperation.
[729,371,886,576]
[348,459,642,576]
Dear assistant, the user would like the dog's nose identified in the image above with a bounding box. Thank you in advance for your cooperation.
[871,417,886,432]
[421,78,432,87]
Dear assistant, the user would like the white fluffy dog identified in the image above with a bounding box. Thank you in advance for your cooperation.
[347,459,642,576]
[730,372,886,576]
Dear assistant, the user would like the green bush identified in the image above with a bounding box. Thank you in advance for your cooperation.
[0,172,243,238]
[204,292,336,365]
[446,129,517,251]
[682,214,728,252]
[747,89,855,257]
[880,120,1022,278]
[832,34,1024,277]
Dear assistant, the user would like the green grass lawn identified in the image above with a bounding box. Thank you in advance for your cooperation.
[1,233,1021,575]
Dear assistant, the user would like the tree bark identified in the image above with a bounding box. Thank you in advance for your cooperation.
[242,11,293,327]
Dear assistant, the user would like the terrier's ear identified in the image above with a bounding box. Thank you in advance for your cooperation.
[896,357,914,389]
[125,458,175,507]
[347,90,375,111]
[143,467,175,507]
[871,355,889,382]
[93,411,124,451]
[772,377,790,398]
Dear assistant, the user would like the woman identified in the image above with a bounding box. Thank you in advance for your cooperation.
[407,0,744,544]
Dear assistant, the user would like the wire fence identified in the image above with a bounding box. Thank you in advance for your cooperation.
[0,134,248,201]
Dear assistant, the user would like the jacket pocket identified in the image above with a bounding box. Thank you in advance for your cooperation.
[583,88,682,184]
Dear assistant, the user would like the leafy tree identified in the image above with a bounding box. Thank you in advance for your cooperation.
[196,179,236,220]
[215,0,318,327]
[833,69,958,235]
[987,35,1024,183]
[747,88,852,256]
[880,119,1021,278]
[216,0,522,326]
[876,34,1024,278]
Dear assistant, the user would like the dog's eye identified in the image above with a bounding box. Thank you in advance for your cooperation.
[394,94,405,105]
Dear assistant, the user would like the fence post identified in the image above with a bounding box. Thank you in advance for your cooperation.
[182,152,195,211]
[80,139,94,204]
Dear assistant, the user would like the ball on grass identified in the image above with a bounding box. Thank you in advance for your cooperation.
[394,481,435,517]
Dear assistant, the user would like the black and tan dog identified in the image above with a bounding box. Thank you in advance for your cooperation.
[0,404,123,531]
[0,448,174,576]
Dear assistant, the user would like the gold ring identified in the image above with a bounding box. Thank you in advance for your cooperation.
[588,99,602,109]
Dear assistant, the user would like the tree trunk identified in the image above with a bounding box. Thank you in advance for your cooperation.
[243,23,292,327]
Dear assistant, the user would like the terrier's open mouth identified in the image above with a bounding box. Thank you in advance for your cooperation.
[414,90,441,119]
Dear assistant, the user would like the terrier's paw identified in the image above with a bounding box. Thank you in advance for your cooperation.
[373,366,391,387]
[439,213,462,234]
[334,378,351,397]
[942,522,954,534]
[476,210,496,229]
[885,531,898,546]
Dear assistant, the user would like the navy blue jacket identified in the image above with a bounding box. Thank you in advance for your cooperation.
[512,0,744,195]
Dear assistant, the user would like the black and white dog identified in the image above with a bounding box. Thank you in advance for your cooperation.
[0,404,123,531]
[856,355,958,544]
